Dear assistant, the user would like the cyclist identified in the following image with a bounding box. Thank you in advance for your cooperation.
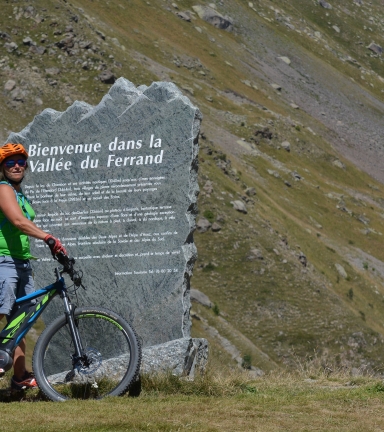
[0,143,66,391]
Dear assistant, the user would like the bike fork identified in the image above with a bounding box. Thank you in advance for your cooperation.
[62,293,84,359]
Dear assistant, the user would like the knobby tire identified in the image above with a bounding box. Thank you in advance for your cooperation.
[32,307,141,401]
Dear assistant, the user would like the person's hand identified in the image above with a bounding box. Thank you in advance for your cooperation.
[44,234,67,256]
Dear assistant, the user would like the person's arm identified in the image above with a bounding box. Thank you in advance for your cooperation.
[0,185,47,239]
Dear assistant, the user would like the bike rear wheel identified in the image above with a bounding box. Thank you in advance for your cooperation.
[32,307,141,401]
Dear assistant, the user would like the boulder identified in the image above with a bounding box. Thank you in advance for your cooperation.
[299,252,307,267]
[281,141,291,152]
[141,337,209,378]
[79,40,92,49]
[56,337,208,383]
[319,0,332,9]
[249,248,263,260]
[190,288,212,307]
[22,37,35,46]
[4,80,16,92]
[196,217,211,232]
[29,45,46,55]
[231,200,247,213]
[45,67,61,75]
[335,263,347,279]
[245,187,256,197]
[241,79,252,87]
[268,169,280,179]
[24,5,36,18]
[56,35,75,50]
[181,85,194,95]
[358,215,370,225]
[4,42,18,52]
[211,222,222,232]
[255,127,273,139]
[271,83,282,91]
[176,11,191,22]
[333,159,345,169]
[203,180,213,194]
[192,5,233,30]
[278,56,291,65]
[0,32,11,41]
[368,42,382,55]
[98,70,116,84]
[291,171,302,180]
[92,28,104,40]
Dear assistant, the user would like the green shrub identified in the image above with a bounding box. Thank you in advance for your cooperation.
[370,383,384,393]
[203,263,215,272]
[242,354,252,370]
[212,303,220,316]
[203,209,215,223]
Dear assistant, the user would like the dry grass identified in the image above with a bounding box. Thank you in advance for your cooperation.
[0,364,383,431]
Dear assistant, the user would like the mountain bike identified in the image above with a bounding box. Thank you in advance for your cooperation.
[0,253,141,402]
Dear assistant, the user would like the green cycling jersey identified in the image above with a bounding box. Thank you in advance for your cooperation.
[0,182,35,260]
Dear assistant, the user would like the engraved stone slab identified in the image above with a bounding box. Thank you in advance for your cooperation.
[7,78,202,350]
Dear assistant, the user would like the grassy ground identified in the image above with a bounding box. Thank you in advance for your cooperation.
[0,366,383,431]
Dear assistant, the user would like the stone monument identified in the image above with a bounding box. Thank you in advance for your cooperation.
[7,78,208,376]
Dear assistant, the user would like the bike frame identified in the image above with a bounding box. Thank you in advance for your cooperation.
[0,268,84,361]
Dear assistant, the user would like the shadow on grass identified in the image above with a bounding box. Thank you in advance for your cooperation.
[0,388,46,403]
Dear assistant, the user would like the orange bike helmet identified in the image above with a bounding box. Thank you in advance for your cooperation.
[0,143,29,165]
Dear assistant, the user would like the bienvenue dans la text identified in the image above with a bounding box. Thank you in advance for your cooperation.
[27,135,164,172]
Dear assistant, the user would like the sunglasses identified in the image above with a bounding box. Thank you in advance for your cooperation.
[4,159,27,168]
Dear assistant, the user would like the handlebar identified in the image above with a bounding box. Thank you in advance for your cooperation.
[55,252,84,288]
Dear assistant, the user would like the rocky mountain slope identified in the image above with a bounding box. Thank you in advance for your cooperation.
[3,0,384,374]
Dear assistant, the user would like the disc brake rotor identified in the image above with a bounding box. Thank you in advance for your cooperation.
[77,347,102,375]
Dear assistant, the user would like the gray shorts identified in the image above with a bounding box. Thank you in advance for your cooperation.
[0,256,35,316]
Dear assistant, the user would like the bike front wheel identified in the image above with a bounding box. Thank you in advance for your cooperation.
[32,307,141,401]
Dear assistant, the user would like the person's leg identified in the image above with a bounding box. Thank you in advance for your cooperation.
[0,261,26,379]
[0,257,37,389]
[11,258,35,383]
[0,298,28,380]
[0,310,27,379]
[12,339,26,380]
